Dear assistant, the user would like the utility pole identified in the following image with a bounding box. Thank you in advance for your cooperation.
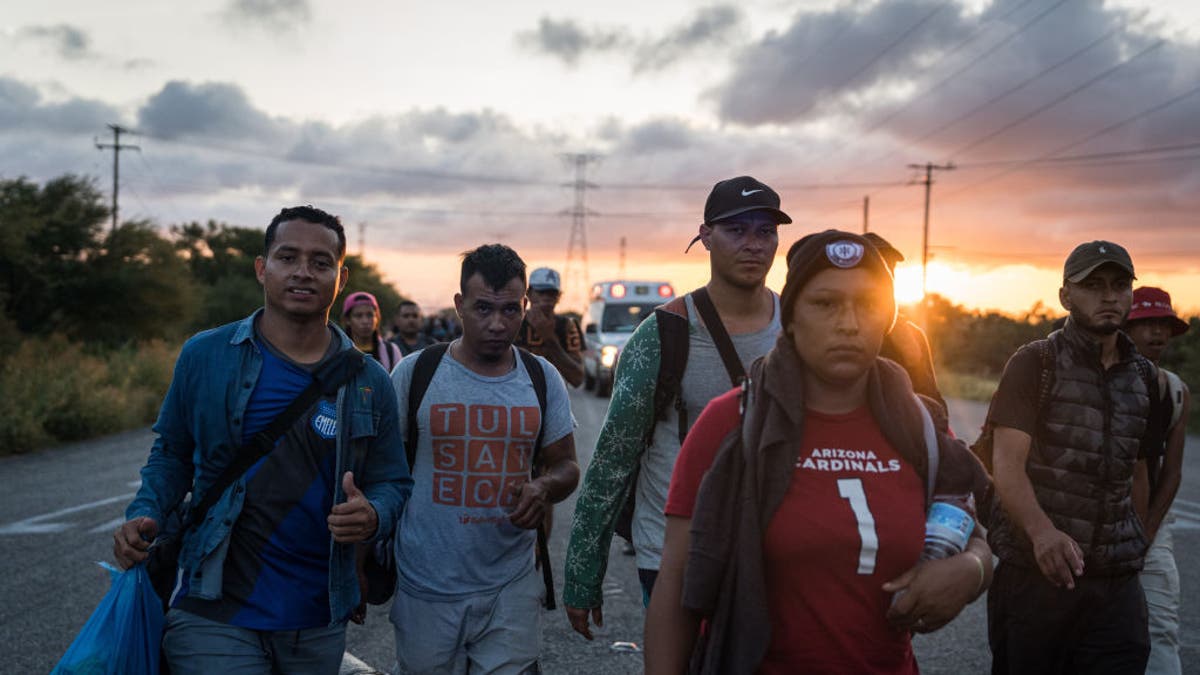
[561,153,600,311]
[907,162,955,303]
[95,124,139,234]
[358,222,366,258]
[862,195,870,234]
[618,236,627,277]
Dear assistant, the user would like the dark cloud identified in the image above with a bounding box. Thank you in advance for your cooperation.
[634,5,743,72]
[713,0,971,125]
[137,81,285,142]
[517,17,630,66]
[518,5,743,72]
[222,0,311,31]
[0,77,120,134]
[17,24,94,60]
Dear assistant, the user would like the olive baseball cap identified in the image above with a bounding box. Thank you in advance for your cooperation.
[1063,240,1135,283]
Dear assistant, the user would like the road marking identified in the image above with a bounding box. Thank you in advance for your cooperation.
[88,516,129,534]
[0,492,136,535]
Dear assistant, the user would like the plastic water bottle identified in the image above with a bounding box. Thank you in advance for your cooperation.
[920,495,976,561]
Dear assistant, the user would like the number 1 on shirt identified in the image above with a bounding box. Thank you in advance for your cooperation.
[837,478,878,574]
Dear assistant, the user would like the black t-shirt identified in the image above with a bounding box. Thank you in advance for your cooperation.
[988,341,1157,459]
[988,344,1042,436]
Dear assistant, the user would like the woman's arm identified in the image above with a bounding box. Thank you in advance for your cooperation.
[644,514,702,675]
[882,531,993,633]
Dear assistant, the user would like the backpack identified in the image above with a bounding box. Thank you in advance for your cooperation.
[970,335,1161,510]
[613,287,746,542]
[362,343,557,609]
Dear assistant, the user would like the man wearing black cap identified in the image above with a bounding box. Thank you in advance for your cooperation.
[985,241,1158,673]
[563,176,790,639]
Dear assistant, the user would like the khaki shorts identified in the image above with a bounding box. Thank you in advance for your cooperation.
[391,566,543,675]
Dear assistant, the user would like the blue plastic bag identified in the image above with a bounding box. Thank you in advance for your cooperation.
[51,562,164,675]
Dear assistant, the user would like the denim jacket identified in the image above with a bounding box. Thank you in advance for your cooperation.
[126,309,412,624]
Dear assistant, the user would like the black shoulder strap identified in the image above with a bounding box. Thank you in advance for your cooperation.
[517,347,555,611]
[190,347,366,529]
[517,348,549,458]
[406,342,450,470]
[653,296,690,445]
[690,286,746,387]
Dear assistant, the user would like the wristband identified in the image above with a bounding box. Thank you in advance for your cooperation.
[961,550,986,595]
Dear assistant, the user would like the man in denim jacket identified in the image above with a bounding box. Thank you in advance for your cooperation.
[113,206,411,674]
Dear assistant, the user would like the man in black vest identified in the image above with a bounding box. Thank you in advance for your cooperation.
[986,240,1155,674]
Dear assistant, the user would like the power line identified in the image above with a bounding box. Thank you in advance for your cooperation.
[859,0,1069,138]
[135,131,560,187]
[955,140,1200,169]
[946,38,1167,158]
[940,81,1200,198]
[908,23,1120,151]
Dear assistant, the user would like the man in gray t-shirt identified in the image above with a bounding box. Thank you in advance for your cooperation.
[389,244,580,674]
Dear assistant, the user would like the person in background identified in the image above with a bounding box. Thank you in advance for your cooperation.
[1126,286,1190,675]
[644,230,991,674]
[390,299,436,357]
[516,266,585,388]
[343,291,403,372]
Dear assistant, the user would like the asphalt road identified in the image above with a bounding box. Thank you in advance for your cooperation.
[3,391,1198,674]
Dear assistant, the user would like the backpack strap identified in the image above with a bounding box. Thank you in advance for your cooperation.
[516,348,556,610]
[652,295,691,445]
[406,343,450,469]
[915,394,938,507]
[690,287,747,388]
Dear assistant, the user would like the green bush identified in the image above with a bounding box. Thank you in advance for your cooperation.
[0,336,178,454]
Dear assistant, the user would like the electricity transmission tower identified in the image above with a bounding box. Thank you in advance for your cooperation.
[561,153,600,310]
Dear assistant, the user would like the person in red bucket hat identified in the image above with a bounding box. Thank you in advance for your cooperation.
[1126,286,1191,675]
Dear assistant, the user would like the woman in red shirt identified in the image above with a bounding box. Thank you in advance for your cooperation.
[645,230,993,675]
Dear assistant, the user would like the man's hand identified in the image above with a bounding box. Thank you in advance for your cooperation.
[508,479,549,530]
[328,472,378,543]
[113,516,159,570]
[1029,524,1084,588]
[526,306,558,344]
[566,604,604,640]
[882,553,980,633]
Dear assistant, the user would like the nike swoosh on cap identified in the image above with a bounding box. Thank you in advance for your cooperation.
[741,189,764,196]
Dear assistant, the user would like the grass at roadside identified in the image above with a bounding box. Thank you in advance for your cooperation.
[0,336,179,454]
[937,369,998,403]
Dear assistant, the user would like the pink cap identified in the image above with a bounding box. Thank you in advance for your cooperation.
[342,291,380,317]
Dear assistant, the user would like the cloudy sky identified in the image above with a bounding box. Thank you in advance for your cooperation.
[3,0,1199,314]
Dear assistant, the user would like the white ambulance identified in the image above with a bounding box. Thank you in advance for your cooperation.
[581,280,675,397]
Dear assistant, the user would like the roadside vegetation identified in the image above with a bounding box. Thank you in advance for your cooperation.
[0,174,404,454]
[1,173,1196,453]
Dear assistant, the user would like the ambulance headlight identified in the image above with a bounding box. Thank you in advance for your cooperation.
[600,345,619,369]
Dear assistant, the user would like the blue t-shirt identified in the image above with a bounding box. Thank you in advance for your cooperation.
[177,333,339,630]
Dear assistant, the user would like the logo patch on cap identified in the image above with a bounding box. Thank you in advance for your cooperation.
[826,241,865,268]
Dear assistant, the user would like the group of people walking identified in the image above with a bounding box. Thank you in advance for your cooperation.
[110,176,1189,673]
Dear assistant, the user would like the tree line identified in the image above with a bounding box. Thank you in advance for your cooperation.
[0,174,404,350]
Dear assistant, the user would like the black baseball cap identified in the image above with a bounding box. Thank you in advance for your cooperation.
[1063,240,1135,283]
[703,176,792,225]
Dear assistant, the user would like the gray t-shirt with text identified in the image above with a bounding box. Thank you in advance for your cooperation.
[390,346,575,599]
